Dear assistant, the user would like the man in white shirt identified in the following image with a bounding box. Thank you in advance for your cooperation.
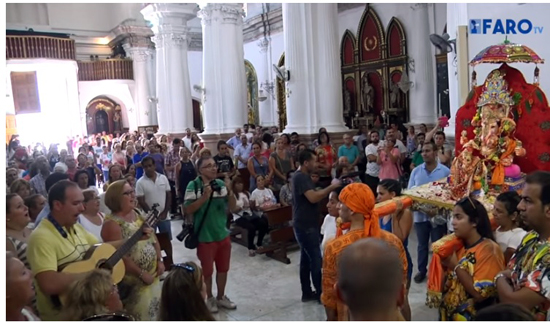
[364,131,381,195]
[234,135,252,170]
[226,128,242,150]
[182,128,193,150]
[136,156,172,239]
[243,124,254,142]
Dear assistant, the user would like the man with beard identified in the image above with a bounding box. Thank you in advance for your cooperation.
[27,180,153,320]
[496,171,550,321]
[364,130,381,194]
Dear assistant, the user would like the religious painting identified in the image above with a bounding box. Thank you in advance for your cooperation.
[10,71,41,115]
[245,60,259,125]
[276,53,287,130]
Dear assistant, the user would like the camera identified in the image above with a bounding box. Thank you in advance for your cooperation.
[176,222,193,242]
[209,180,222,193]
[339,171,362,187]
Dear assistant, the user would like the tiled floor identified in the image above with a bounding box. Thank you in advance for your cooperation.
[168,221,439,321]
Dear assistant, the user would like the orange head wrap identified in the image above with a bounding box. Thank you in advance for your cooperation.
[336,183,380,238]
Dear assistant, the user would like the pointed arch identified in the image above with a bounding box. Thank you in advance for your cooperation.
[244,59,259,125]
[356,5,385,62]
[340,29,356,66]
[386,17,407,58]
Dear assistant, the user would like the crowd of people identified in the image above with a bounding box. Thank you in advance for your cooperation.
[5,119,550,321]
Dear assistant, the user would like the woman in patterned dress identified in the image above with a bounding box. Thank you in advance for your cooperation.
[315,132,336,188]
[101,180,163,320]
[440,197,505,321]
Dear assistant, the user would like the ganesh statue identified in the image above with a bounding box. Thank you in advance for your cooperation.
[455,63,550,179]
[450,69,530,199]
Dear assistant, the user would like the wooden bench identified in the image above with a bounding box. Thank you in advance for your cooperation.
[229,223,249,248]
[256,206,298,264]
[156,232,174,270]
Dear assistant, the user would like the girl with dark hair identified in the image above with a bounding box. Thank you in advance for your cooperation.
[230,176,269,257]
[159,262,214,321]
[315,132,336,188]
[377,179,413,288]
[493,191,527,263]
[440,197,505,321]
[279,170,295,207]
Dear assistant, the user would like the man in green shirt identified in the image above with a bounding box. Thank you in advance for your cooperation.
[409,132,426,171]
[184,156,237,314]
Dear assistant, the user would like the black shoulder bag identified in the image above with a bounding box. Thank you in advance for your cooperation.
[184,190,215,250]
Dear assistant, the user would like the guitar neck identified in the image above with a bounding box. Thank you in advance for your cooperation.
[105,227,145,268]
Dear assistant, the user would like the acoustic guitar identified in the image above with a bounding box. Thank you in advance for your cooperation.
[55,204,160,307]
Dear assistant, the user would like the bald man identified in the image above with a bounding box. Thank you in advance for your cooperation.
[337,238,406,321]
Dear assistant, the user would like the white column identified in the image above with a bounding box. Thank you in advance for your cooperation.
[315,4,348,133]
[123,45,155,128]
[445,3,469,138]
[198,3,247,135]
[142,4,197,135]
[409,4,437,125]
[257,38,276,127]
[282,3,347,134]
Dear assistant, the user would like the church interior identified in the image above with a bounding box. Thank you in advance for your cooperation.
[5,2,550,321]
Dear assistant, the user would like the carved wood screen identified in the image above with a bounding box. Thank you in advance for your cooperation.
[10,72,41,115]
[340,5,409,128]
[276,53,287,130]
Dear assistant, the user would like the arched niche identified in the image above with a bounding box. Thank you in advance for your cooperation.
[356,5,386,62]
[85,96,122,136]
[386,17,407,58]
[244,60,259,125]
[340,30,356,66]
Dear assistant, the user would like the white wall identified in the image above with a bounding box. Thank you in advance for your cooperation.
[78,80,136,133]
[466,3,550,93]
[187,51,203,102]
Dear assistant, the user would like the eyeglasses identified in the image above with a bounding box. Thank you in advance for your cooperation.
[201,164,218,170]
[172,263,195,272]
[122,190,135,196]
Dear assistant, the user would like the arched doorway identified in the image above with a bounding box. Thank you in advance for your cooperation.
[192,99,203,132]
[276,53,287,130]
[85,96,120,135]
[245,60,259,125]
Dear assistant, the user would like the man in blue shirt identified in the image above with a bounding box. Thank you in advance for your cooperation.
[338,134,360,170]
[408,141,450,283]
[133,145,149,180]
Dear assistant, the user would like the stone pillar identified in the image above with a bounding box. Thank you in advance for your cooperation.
[445,3,469,138]
[257,37,276,127]
[282,3,347,134]
[409,4,437,125]
[198,3,247,137]
[122,35,156,129]
[141,4,197,136]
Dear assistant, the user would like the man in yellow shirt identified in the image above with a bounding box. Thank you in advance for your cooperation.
[27,180,152,320]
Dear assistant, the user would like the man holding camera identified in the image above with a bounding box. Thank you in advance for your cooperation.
[184,156,237,313]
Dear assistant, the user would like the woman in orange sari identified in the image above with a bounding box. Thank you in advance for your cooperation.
[439,197,505,321]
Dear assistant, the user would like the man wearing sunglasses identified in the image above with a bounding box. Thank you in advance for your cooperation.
[184,156,237,313]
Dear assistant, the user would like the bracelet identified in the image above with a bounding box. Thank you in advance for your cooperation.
[494,273,506,285]
[453,264,464,275]
[138,270,144,280]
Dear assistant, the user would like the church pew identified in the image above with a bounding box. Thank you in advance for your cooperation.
[256,205,298,264]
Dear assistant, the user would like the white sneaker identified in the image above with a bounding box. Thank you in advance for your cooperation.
[217,295,237,310]
[206,297,219,313]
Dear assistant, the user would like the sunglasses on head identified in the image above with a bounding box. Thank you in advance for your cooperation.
[171,263,195,272]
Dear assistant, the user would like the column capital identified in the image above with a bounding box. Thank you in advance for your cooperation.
[257,37,269,53]
[198,3,245,26]
[111,20,155,50]
[123,45,154,62]
[151,32,188,49]
[141,3,198,34]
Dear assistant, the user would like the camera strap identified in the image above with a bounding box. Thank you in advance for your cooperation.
[194,182,216,240]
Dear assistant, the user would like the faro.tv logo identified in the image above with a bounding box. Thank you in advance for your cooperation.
[470,19,544,35]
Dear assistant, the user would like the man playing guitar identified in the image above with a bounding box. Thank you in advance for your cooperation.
[26,180,153,320]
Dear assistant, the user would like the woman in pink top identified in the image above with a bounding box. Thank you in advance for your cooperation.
[377,138,402,180]
[111,143,127,169]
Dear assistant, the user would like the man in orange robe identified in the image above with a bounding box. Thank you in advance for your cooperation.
[321,183,409,321]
